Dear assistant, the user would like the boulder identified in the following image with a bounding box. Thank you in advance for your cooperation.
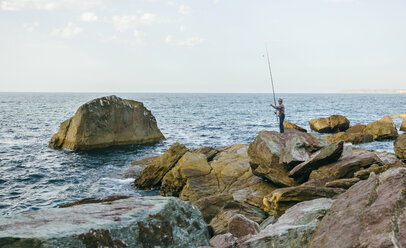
[49,95,165,150]
[209,233,236,248]
[401,118,406,131]
[353,163,404,180]
[324,132,373,144]
[193,194,234,223]
[324,178,360,189]
[309,115,350,133]
[228,214,260,238]
[159,144,278,209]
[190,146,219,161]
[375,151,404,166]
[0,196,209,248]
[248,129,329,187]
[310,168,406,248]
[124,156,158,178]
[308,150,383,182]
[289,141,344,182]
[283,121,307,132]
[241,198,334,248]
[209,201,267,235]
[134,143,188,189]
[345,123,366,133]
[394,134,406,159]
[362,115,398,140]
[262,186,344,216]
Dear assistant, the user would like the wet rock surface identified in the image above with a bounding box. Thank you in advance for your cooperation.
[0,196,209,248]
[49,95,165,150]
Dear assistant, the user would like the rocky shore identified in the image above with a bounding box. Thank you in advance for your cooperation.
[1,97,405,248]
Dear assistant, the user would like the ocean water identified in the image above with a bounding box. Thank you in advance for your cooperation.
[0,93,405,216]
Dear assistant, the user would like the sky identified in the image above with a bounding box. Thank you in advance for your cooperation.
[0,0,405,93]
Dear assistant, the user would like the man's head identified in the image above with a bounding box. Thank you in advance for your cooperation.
[278,98,283,104]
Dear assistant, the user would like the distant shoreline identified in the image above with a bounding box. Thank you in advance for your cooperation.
[341,89,406,94]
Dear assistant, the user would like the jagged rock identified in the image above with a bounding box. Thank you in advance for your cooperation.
[289,141,344,182]
[241,198,334,248]
[401,118,406,131]
[49,95,165,150]
[124,156,158,178]
[134,143,188,190]
[228,214,260,238]
[375,151,404,166]
[308,150,383,182]
[194,194,234,223]
[310,168,406,248]
[283,121,307,132]
[159,144,278,209]
[353,163,404,180]
[325,178,360,189]
[190,146,219,161]
[309,115,350,133]
[362,115,398,140]
[324,132,373,144]
[262,186,344,216]
[394,134,406,159]
[0,196,209,248]
[209,233,236,248]
[209,201,267,235]
[248,129,329,187]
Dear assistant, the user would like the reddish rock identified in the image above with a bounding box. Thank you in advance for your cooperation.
[324,178,360,189]
[209,233,236,248]
[194,194,234,223]
[310,168,406,248]
[228,214,260,238]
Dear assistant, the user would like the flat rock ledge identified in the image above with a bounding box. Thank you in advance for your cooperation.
[0,196,209,248]
[49,95,165,150]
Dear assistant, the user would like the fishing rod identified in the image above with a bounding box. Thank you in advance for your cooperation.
[265,46,278,121]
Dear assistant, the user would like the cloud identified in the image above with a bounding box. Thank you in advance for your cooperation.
[23,21,39,31]
[139,13,158,25]
[165,35,172,43]
[112,15,137,32]
[178,4,191,15]
[81,12,98,22]
[52,22,83,38]
[179,25,185,31]
[178,37,204,47]
[1,0,100,11]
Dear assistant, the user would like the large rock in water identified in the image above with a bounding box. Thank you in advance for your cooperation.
[0,196,209,248]
[324,124,374,144]
[248,129,329,187]
[401,118,406,131]
[309,115,350,133]
[309,168,406,248]
[49,95,165,150]
[283,121,307,132]
[362,115,398,140]
[394,133,406,159]
[241,198,334,248]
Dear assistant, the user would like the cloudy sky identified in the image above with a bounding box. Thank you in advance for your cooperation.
[0,0,405,93]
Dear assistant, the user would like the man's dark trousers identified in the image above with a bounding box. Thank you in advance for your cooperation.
[279,114,285,133]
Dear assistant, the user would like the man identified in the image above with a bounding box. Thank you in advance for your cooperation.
[270,98,285,133]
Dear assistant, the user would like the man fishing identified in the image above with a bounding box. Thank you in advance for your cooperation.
[270,98,285,133]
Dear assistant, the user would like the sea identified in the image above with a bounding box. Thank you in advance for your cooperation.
[0,93,405,216]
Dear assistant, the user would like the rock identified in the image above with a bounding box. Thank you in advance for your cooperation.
[394,134,406,159]
[289,141,344,182]
[283,121,307,132]
[209,201,267,235]
[59,195,130,208]
[324,132,373,144]
[190,146,219,161]
[241,198,334,248]
[0,196,209,248]
[345,123,366,133]
[308,150,383,182]
[375,151,404,166]
[401,118,406,131]
[134,142,188,189]
[392,114,406,118]
[362,115,398,140]
[124,156,158,178]
[228,214,260,238]
[353,163,404,180]
[309,115,350,133]
[310,168,406,248]
[194,194,234,223]
[248,129,329,187]
[161,144,278,209]
[325,178,360,189]
[259,215,277,230]
[262,186,344,216]
[209,233,236,248]
[49,95,165,150]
